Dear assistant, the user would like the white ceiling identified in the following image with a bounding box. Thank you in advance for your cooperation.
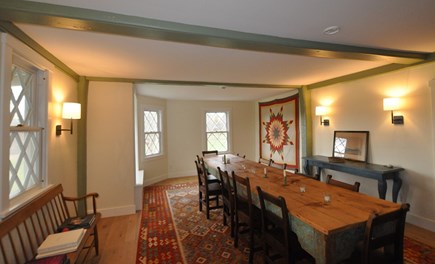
[6,0,435,100]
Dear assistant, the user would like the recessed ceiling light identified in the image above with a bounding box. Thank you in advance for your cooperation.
[323,26,340,35]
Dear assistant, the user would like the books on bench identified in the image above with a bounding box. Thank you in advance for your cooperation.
[36,228,85,259]
[57,214,96,232]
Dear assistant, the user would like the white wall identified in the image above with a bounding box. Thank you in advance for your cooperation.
[47,68,80,197]
[87,81,136,217]
[310,62,435,231]
[166,100,256,178]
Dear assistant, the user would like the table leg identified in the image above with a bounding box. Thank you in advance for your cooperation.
[304,160,311,175]
[378,178,387,200]
[392,174,402,203]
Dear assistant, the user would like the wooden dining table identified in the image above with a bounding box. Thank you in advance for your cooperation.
[204,154,401,264]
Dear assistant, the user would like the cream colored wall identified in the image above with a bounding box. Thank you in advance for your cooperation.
[87,81,136,217]
[166,100,256,178]
[47,68,79,197]
[310,62,435,231]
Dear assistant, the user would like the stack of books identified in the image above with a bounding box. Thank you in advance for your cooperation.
[57,214,96,232]
[35,228,85,259]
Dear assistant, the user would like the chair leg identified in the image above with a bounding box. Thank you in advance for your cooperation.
[199,191,203,212]
[248,228,255,263]
[94,225,99,256]
[206,196,210,219]
[230,212,234,238]
[234,217,239,247]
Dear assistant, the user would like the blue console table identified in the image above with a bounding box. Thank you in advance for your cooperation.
[303,155,403,202]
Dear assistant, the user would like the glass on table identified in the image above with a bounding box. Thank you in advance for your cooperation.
[324,193,332,204]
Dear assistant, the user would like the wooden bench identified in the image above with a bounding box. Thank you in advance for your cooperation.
[0,184,101,264]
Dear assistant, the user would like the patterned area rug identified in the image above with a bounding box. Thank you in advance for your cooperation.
[136,183,435,264]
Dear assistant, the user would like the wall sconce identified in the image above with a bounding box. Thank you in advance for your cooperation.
[383,98,404,125]
[315,106,330,126]
[56,102,81,136]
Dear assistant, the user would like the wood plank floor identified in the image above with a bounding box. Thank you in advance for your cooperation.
[96,176,435,263]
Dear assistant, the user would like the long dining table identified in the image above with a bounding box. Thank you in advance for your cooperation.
[203,154,401,264]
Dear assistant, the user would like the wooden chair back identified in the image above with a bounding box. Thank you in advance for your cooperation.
[231,171,261,262]
[258,157,272,166]
[362,203,410,264]
[218,167,235,235]
[194,160,206,187]
[326,174,361,192]
[256,186,292,262]
[202,150,218,156]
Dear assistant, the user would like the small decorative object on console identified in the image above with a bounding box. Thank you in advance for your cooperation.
[328,156,345,163]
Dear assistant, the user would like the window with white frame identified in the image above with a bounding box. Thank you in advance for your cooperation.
[143,109,162,157]
[205,111,230,152]
[1,34,48,217]
[9,62,43,199]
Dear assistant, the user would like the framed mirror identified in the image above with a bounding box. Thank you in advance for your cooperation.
[333,131,369,162]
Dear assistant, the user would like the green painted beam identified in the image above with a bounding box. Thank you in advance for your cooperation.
[85,76,301,89]
[307,58,435,89]
[0,20,79,81]
[0,0,429,64]
[77,77,88,201]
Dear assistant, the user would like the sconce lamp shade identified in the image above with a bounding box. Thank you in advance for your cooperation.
[315,106,330,126]
[62,102,81,119]
[383,98,404,125]
[56,102,81,136]
[315,106,328,116]
[383,98,400,111]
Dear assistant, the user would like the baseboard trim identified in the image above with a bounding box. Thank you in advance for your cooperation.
[99,204,136,218]
[407,212,435,232]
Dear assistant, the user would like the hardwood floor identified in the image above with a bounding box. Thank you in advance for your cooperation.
[95,176,435,263]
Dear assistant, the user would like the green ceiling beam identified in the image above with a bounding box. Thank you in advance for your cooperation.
[0,20,79,81]
[85,76,301,89]
[0,0,429,64]
[307,57,435,89]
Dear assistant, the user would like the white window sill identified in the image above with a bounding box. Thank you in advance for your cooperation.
[0,184,54,220]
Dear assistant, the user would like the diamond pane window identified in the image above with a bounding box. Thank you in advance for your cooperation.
[144,110,162,156]
[206,112,229,152]
[9,64,41,199]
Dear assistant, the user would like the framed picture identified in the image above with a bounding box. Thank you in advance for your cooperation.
[332,131,369,162]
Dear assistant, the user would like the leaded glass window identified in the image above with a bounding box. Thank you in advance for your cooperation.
[206,112,229,152]
[144,110,162,157]
[9,64,42,198]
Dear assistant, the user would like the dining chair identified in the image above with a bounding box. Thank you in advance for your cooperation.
[326,174,361,192]
[231,171,262,263]
[194,160,223,219]
[270,159,287,170]
[202,150,218,156]
[197,156,220,183]
[258,157,273,166]
[361,203,410,264]
[256,186,315,264]
[217,167,235,237]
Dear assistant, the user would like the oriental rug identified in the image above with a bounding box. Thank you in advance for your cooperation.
[136,183,435,264]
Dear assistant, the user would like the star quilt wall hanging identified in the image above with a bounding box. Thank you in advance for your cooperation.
[259,94,299,170]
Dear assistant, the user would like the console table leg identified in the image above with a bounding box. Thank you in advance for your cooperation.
[378,179,387,200]
[304,161,311,175]
[392,175,402,203]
